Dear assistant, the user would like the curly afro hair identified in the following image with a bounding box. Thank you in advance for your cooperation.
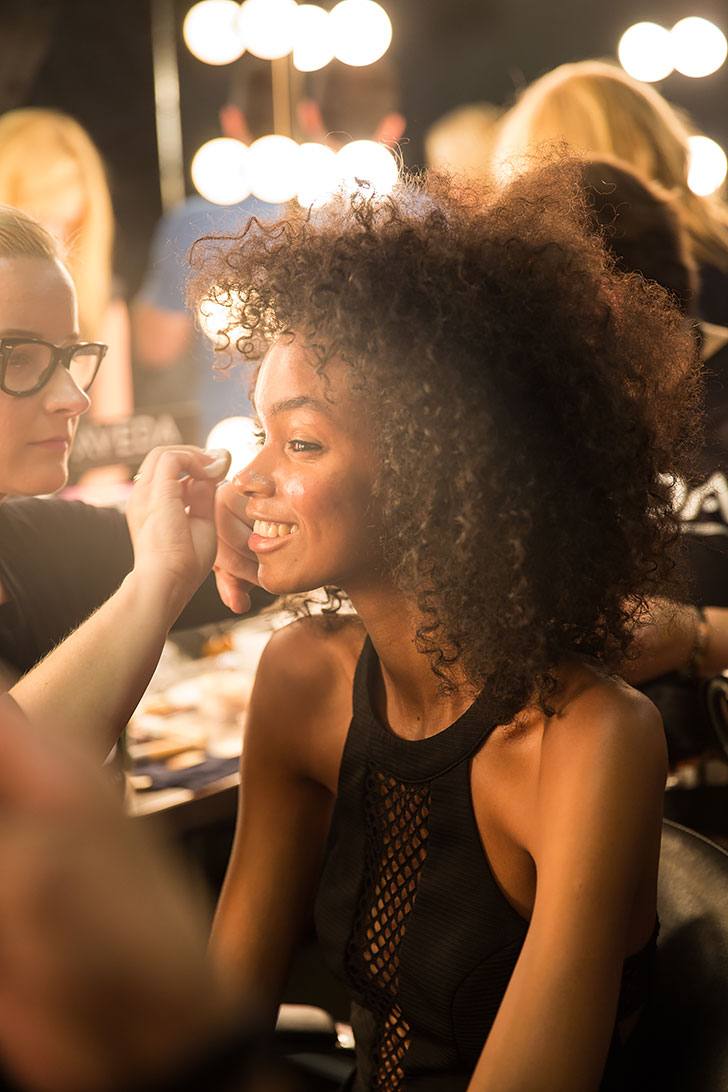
[190,161,699,722]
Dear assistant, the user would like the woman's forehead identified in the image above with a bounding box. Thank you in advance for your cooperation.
[255,338,349,413]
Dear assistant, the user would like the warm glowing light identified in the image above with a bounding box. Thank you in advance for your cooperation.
[183,1,246,65]
[205,417,260,478]
[671,17,727,78]
[688,135,727,196]
[330,0,392,67]
[238,0,298,60]
[296,142,339,207]
[293,4,335,72]
[248,135,301,203]
[198,287,250,347]
[336,140,399,197]
[191,139,250,205]
[617,22,674,82]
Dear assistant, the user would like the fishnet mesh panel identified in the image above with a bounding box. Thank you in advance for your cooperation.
[346,768,431,1089]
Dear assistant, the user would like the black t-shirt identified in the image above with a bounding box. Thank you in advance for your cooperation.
[0,497,245,676]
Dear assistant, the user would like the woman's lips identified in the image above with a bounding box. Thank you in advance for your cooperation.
[248,531,297,554]
[248,518,299,553]
[29,438,69,450]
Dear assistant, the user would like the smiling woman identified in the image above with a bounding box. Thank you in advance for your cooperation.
[196,165,700,1090]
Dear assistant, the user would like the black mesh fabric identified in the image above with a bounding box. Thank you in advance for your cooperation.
[345,771,431,1087]
[314,637,658,1091]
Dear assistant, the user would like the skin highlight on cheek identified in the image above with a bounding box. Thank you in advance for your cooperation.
[284,476,306,498]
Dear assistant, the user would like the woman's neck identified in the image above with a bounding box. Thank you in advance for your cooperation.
[347,584,477,740]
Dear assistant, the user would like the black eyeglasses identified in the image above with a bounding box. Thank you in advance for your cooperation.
[0,337,108,398]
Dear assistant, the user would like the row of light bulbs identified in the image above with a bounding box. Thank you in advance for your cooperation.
[191,134,399,206]
[183,0,392,70]
[617,17,727,196]
[618,16,726,82]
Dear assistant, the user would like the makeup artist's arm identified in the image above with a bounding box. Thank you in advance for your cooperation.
[620,597,728,683]
[9,445,230,759]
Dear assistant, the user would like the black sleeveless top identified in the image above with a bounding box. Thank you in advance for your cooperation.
[314,638,657,1091]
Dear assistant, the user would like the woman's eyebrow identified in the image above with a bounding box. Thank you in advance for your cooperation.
[268,395,333,418]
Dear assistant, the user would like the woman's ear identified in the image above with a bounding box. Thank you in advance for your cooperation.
[296,99,327,142]
[373,112,407,147]
[219,104,252,144]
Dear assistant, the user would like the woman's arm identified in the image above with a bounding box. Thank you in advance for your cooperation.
[468,685,666,1092]
[212,622,338,1028]
[9,446,230,758]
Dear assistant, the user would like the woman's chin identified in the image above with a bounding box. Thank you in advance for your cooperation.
[11,468,68,498]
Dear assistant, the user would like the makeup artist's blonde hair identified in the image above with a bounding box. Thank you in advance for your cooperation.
[0,109,113,336]
[494,60,728,270]
[0,203,57,262]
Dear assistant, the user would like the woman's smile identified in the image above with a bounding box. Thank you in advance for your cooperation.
[248,518,300,553]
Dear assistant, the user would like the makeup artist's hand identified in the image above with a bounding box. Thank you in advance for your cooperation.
[126,445,231,618]
[213,478,260,615]
[0,696,233,1092]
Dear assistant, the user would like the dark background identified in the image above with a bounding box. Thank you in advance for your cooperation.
[3,0,727,295]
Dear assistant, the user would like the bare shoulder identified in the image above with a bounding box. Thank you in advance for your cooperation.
[256,613,365,698]
[543,667,666,772]
[249,614,366,788]
[535,666,668,818]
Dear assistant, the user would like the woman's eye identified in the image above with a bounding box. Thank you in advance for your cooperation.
[253,429,266,446]
[288,439,321,453]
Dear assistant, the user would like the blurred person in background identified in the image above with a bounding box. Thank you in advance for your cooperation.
[424,101,501,181]
[0,205,250,694]
[571,156,728,761]
[493,60,728,327]
[133,60,282,443]
[296,57,405,149]
[0,109,134,489]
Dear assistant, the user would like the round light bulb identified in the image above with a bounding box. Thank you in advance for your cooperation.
[248,135,301,204]
[688,135,727,197]
[198,288,250,348]
[671,18,727,79]
[330,0,393,67]
[617,22,674,83]
[205,416,260,479]
[183,1,246,65]
[238,0,298,60]
[296,142,339,208]
[336,140,399,198]
[293,4,335,72]
[191,139,251,205]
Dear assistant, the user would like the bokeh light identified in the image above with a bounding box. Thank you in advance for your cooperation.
[671,17,727,79]
[330,0,393,67]
[688,135,728,196]
[238,0,298,60]
[617,22,674,83]
[293,4,335,72]
[191,138,251,205]
[336,140,399,197]
[296,142,339,208]
[197,287,250,348]
[248,135,301,203]
[205,417,260,479]
[183,1,246,65]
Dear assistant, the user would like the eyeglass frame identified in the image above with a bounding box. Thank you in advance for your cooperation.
[0,336,108,398]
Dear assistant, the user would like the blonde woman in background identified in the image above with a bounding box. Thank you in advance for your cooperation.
[493,60,728,324]
[0,108,133,485]
[425,102,501,181]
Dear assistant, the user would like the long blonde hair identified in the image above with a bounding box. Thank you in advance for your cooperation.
[0,109,113,337]
[494,60,728,270]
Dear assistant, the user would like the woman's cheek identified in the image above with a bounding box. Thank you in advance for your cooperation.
[284,475,306,499]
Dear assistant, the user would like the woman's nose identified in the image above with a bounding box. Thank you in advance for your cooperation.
[234,451,275,497]
[43,366,91,417]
